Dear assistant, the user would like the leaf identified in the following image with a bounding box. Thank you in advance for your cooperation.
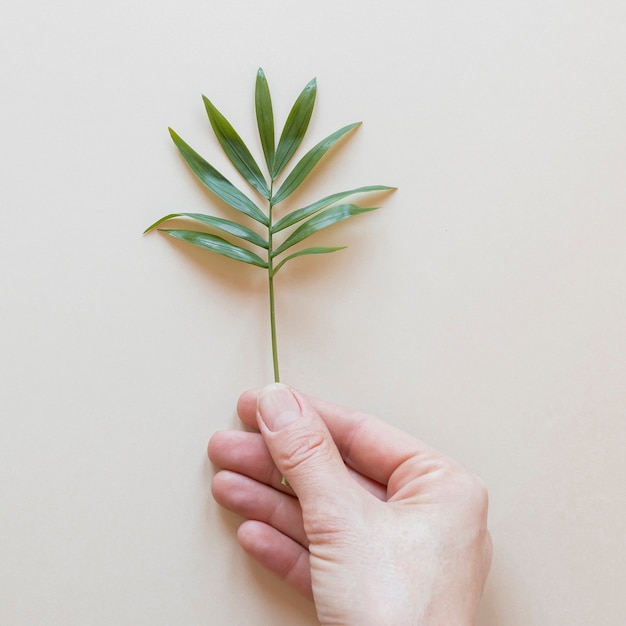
[273,185,394,233]
[273,204,378,256]
[144,213,268,249]
[273,246,346,274]
[203,96,270,199]
[272,123,361,205]
[169,128,268,226]
[160,229,268,268]
[255,69,275,176]
[273,77,316,178]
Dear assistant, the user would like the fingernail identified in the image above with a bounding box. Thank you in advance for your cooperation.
[257,383,302,432]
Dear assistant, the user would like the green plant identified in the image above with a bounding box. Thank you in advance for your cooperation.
[145,69,394,382]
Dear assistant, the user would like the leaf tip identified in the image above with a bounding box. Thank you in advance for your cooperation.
[201,94,215,112]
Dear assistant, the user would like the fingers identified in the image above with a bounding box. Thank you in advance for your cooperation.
[209,429,388,501]
[208,430,289,493]
[237,520,313,600]
[236,389,262,427]
[211,470,307,547]
[254,384,363,520]
[237,387,438,486]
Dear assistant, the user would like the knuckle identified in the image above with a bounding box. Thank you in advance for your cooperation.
[305,508,358,543]
[472,474,490,507]
[436,461,490,515]
[462,471,490,513]
[277,428,328,474]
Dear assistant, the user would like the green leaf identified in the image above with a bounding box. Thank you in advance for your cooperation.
[273,204,377,256]
[255,69,275,177]
[273,246,346,274]
[160,229,268,268]
[202,96,270,199]
[272,123,361,205]
[273,77,316,178]
[273,185,394,233]
[169,128,268,225]
[144,213,268,249]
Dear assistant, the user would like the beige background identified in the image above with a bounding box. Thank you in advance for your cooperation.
[1,0,625,624]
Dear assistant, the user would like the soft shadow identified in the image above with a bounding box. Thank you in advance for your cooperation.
[246,556,318,623]
[477,549,512,626]
[150,225,264,296]
[201,456,317,624]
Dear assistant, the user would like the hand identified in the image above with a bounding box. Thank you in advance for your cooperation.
[208,383,492,625]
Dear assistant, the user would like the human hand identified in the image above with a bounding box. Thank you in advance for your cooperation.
[208,383,492,625]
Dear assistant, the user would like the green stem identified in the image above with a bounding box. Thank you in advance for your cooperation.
[268,182,280,382]
[268,269,279,382]
[271,185,287,487]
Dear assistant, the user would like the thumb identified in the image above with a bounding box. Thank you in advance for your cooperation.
[256,383,356,513]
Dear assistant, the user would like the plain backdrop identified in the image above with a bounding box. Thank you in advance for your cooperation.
[1,1,625,624]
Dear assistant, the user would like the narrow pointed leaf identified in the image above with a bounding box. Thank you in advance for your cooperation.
[273,246,346,274]
[160,229,268,268]
[273,185,394,233]
[273,204,377,256]
[273,123,361,205]
[255,69,275,176]
[273,78,316,178]
[145,213,268,248]
[203,96,270,198]
[169,128,268,225]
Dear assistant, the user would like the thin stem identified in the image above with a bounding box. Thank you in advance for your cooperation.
[267,181,280,382]
[268,268,279,382]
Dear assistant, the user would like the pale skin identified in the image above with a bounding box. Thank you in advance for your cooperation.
[208,383,492,625]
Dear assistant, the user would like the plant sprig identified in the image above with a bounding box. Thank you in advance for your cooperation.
[145,68,394,382]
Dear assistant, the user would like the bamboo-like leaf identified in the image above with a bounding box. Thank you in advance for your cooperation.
[272,123,361,205]
[144,213,268,248]
[148,71,395,384]
[273,204,377,256]
[203,96,270,199]
[273,185,394,233]
[169,129,268,226]
[273,78,316,178]
[160,229,268,268]
[255,69,275,176]
[273,246,346,274]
